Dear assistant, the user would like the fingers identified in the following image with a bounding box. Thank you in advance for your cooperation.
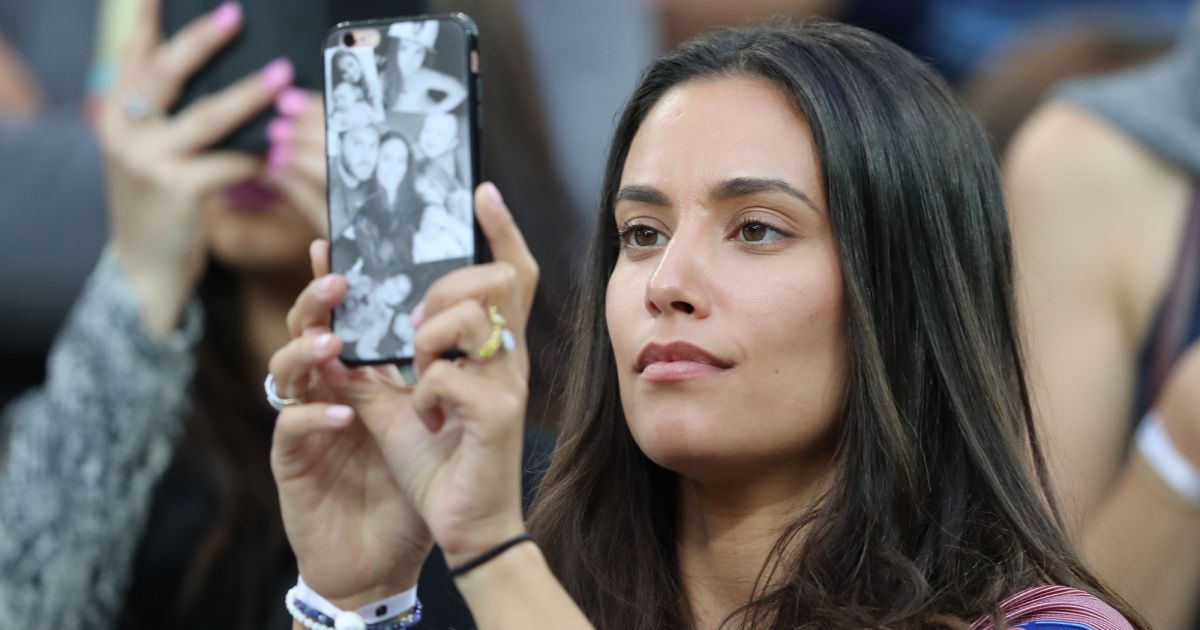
[286,273,347,337]
[178,151,261,195]
[412,299,493,373]
[410,359,524,436]
[271,403,355,478]
[268,331,343,400]
[310,239,331,278]
[474,183,538,310]
[145,1,243,108]
[418,261,529,345]
[167,57,294,152]
[115,0,162,91]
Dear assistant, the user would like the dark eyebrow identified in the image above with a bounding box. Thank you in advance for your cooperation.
[615,184,670,206]
[712,177,819,212]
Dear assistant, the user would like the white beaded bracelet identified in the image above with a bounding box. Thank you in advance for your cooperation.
[286,578,420,630]
[1136,410,1200,506]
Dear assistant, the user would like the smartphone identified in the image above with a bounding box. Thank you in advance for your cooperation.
[161,0,427,153]
[324,14,484,367]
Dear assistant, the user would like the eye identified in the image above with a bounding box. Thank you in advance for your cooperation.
[735,220,785,244]
[618,223,668,249]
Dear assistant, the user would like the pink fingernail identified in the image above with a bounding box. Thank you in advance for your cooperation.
[410,302,426,328]
[318,275,336,297]
[484,181,504,207]
[211,2,242,31]
[315,333,335,353]
[261,58,294,91]
[266,117,295,143]
[327,405,353,424]
[276,87,309,116]
[268,142,290,174]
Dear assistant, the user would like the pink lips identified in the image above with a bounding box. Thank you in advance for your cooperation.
[224,181,282,211]
[635,341,733,383]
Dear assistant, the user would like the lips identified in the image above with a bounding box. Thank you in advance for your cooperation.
[224,180,282,211]
[635,341,733,381]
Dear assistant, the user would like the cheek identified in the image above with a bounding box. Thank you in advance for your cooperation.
[604,261,645,369]
[201,196,318,271]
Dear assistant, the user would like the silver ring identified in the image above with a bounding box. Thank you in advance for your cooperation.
[264,373,304,411]
[122,92,155,122]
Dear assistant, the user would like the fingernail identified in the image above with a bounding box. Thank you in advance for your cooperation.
[210,2,242,31]
[318,275,336,297]
[261,57,294,91]
[410,302,426,328]
[484,181,504,207]
[266,117,295,143]
[326,405,353,424]
[268,142,290,174]
[276,87,309,116]
[315,333,335,353]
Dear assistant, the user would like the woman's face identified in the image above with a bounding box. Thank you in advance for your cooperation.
[605,76,847,484]
[337,53,363,84]
[397,39,427,77]
[342,127,381,182]
[376,137,410,192]
[200,179,320,273]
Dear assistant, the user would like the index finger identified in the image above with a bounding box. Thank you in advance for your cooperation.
[115,0,162,90]
[475,182,539,310]
[286,273,347,338]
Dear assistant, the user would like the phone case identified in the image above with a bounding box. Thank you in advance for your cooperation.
[324,14,482,366]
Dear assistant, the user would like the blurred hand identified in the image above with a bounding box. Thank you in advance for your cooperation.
[1157,342,1200,470]
[268,183,537,606]
[267,89,329,236]
[0,33,43,119]
[97,0,293,337]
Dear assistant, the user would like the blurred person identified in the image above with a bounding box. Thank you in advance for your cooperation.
[1007,6,1200,628]
[0,0,108,405]
[268,20,1146,630]
[381,20,467,116]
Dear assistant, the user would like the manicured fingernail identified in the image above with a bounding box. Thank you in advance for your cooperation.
[276,87,309,116]
[261,57,294,91]
[266,117,295,143]
[326,405,353,424]
[211,2,242,31]
[317,275,336,297]
[315,333,335,353]
[268,142,290,174]
[410,302,426,328]
[484,181,504,207]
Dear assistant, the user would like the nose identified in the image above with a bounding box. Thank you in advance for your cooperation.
[644,224,711,318]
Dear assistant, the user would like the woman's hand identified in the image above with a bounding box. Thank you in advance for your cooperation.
[269,183,538,607]
[269,240,432,609]
[380,182,539,567]
[267,89,328,235]
[97,0,293,337]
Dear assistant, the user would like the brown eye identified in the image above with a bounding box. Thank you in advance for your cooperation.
[740,223,767,242]
[634,226,660,247]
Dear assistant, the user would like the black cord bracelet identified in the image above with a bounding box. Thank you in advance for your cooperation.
[447,533,535,579]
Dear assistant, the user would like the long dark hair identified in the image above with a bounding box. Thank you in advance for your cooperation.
[527,20,1147,629]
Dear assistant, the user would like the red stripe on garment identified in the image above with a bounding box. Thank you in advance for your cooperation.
[970,585,1133,630]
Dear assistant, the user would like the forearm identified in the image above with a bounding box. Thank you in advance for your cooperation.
[1081,452,1200,630]
[453,541,593,629]
[0,247,199,628]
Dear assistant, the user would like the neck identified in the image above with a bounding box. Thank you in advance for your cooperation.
[236,268,309,379]
[676,448,834,629]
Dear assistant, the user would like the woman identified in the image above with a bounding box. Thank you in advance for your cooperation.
[381,19,467,115]
[268,21,1146,629]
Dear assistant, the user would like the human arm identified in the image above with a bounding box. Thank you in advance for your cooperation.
[1007,102,1200,629]
[270,184,593,628]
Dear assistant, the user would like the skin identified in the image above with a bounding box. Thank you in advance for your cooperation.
[98,0,325,372]
[271,76,845,629]
[337,52,363,84]
[1009,101,1200,629]
[376,137,410,201]
[419,113,458,158]
[341,126,381,183]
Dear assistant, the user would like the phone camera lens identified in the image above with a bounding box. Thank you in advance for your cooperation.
[343,32,355,47]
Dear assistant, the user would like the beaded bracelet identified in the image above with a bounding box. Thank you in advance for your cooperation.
[285,587,422,630]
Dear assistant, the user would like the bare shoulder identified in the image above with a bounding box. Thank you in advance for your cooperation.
[1006,100,1192,338]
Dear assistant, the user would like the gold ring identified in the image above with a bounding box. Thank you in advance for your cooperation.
[477,305,515,359]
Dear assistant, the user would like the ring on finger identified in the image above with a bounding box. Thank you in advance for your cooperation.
[121,91,159,123]
[264,373,305,411]
[477,305,516,360]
